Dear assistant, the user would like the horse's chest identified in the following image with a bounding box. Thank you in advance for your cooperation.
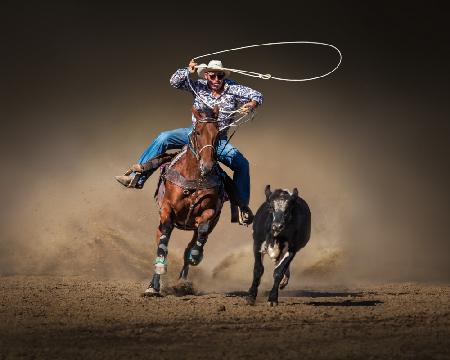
[172,192,217,217]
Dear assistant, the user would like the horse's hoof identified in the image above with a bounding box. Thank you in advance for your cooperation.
[142,287,162,297]
[267,300,278,307]
[188,249,203,266]
[188,257,202,266]
[154,256,168,275]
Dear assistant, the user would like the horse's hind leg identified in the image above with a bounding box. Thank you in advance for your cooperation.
[179,231,197,280]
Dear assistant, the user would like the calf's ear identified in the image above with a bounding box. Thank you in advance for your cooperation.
[265,185,271,201]
[291,188,298,199]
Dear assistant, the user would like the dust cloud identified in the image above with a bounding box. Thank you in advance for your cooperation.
[1,82,448,291]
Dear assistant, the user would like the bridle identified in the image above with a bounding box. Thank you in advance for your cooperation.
[184,116,221,229]
[188,117,220,162]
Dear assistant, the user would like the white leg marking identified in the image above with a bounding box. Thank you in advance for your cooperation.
[274,244,289,269]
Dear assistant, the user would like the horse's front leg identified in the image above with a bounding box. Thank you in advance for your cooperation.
[179,230,197,280]
[188,209,215,266]
[145,203,173,296]
[154,203,174,274]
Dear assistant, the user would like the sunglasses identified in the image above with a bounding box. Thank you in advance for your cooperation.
[207,72,225,80]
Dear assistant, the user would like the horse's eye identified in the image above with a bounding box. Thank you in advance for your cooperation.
[196,131,200,136]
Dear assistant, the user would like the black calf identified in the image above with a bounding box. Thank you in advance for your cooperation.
[248,185,311,306]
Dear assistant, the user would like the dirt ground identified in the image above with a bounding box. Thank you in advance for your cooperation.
[0,276,449,360]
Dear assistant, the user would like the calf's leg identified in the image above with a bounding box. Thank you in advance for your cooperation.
[247,244,265,305]
[268,252,296,306]
[279,267,290,290]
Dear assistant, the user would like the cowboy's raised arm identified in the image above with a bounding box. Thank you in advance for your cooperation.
[169,59,200,93]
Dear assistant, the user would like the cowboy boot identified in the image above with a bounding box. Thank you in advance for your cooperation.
[115,164,145,189]
[115,153,175,189]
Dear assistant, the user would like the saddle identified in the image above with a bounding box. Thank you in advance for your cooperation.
[147,147,242,223]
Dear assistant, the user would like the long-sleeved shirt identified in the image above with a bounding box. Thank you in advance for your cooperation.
[170,68,264,129]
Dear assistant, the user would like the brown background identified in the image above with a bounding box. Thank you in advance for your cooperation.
[1,2,449,286]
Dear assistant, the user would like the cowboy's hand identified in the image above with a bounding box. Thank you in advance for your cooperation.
[239,101,257,114]
[188,59,198,74]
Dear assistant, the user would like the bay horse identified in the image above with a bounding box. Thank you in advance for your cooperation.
[144,106,224,296]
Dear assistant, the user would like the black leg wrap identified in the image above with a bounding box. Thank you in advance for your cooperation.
[197,222,209,240]
[157,233,169,256]
[150,273,161,292]
[157,223,172,257]
[188,224,209,266]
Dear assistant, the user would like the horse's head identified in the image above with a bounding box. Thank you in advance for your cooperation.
[265,185,299,238]
[191,106,220,177]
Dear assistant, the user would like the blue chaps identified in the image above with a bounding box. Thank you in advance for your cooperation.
[137,127,250,205]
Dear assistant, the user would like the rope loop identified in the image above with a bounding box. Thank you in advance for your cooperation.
[185,41,342,139]
[193,40,342,82]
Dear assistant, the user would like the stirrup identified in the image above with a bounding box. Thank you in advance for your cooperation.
[129,173,143,188]
[124,168,144,189]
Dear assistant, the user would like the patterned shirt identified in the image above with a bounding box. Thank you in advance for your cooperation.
[170,68,264,128]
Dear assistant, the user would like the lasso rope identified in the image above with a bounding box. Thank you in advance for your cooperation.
[193,41,342,82]
[186,41,342,130]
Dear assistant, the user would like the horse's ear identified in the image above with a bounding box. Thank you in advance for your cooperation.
[291,188,298,199]
[192,107,203,121]
[265,185,271,201]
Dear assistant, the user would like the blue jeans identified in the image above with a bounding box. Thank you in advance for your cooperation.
[137,127,250,205]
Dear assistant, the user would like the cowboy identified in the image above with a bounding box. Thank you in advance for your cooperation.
[115,59,263,224]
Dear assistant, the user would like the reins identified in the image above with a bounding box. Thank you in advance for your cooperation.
[184,117,221,230]
[188,117,220,160]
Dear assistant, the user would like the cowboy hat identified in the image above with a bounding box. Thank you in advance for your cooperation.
[197,60,230,79]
